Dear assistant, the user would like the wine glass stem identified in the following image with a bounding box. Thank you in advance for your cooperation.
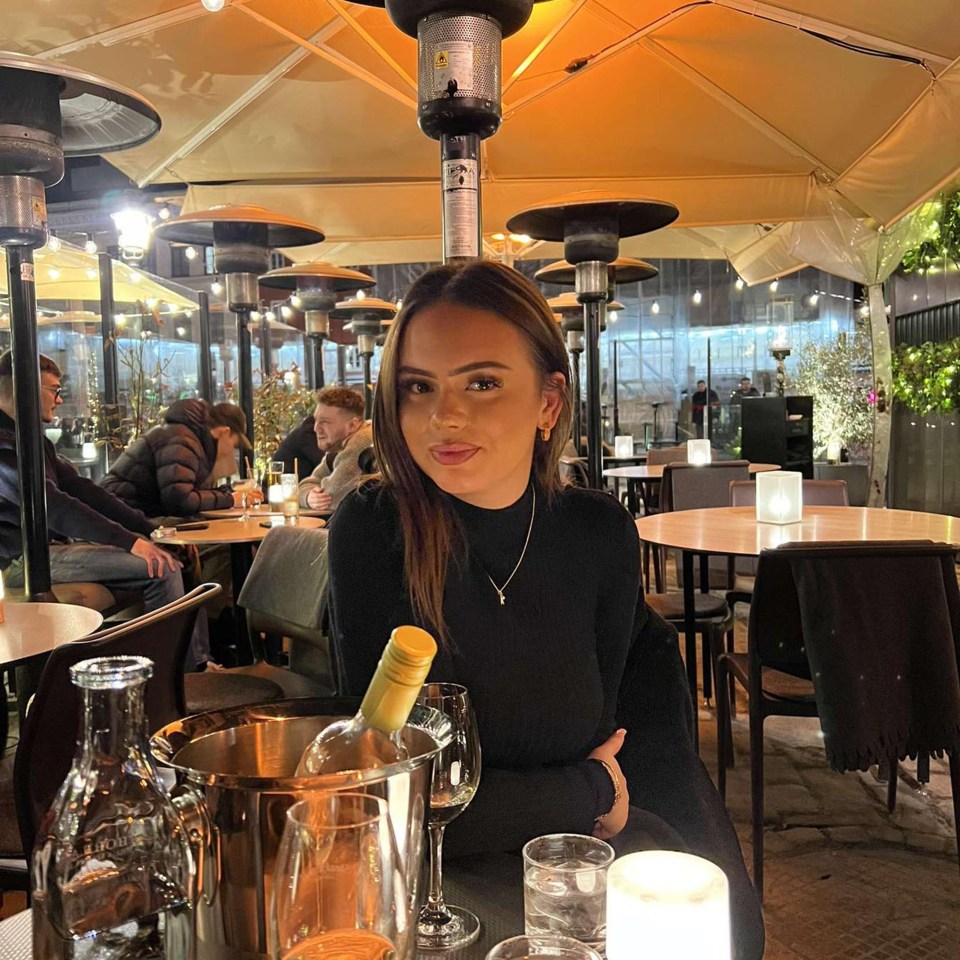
[241,492,248,521]
[423,822,452,923]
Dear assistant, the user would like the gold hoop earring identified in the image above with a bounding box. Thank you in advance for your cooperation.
[540,426,551,442]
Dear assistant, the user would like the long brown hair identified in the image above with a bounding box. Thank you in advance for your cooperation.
[372,260,573,640]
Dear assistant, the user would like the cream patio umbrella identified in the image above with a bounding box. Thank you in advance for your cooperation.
[14,0,960,499]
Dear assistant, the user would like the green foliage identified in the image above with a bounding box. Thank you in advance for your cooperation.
[900,192,960,274]
[892,338,960,414]
[252,367,315,475]
[789,331,874,457]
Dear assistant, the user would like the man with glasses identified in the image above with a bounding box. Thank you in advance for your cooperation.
[0,352,208,663]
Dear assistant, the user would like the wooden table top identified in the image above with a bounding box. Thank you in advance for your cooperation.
[635,505,960,557]
[156,516,325,546]
[201,506,326,519]
[0,602,103,668]
[604,462,780,480]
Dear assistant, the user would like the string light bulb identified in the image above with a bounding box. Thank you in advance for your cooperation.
[692,290,702,305]
[769,280,779,293]
[735,277,744,291]
[651,301,660,315]
[211,280,223,295]
[46,235,61,253]
[184,246,198,260]
[356,289,366,300]
[201,0,225,10]
[84,235,97,255]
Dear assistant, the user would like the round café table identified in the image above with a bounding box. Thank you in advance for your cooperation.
[156,517,326,659]
[200,506,327,520]
[635,505,960,733]
[0,602,103,669]
[603,462,780,517]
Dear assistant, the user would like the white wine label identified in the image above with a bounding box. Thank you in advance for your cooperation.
[434,41,474,94]
[442,158,479,259]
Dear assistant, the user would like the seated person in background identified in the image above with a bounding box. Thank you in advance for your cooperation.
[274,414,323,481]
[298,387,372,514]
[102,399,262,521]
[327,261,762,959]
[0,352,207,657]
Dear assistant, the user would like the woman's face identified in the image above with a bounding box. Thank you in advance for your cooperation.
[397,301,563,509]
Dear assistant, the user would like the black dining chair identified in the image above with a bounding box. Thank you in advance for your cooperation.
[715,540,960,899]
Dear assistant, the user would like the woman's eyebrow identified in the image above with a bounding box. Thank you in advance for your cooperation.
[397,361,512,377]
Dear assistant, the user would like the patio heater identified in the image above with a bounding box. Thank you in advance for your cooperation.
[259,262,375,389]
[0,53,159,599]
[330,297,399,418]
[538,257,658,451]
[155,205,324,472]
[547,292,623,458]
[351,0,541,261]
[509,195,679,487]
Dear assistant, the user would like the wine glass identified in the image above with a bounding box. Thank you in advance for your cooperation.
[416,683,482,951]
[233,477,259,521]
[270,793,406,960]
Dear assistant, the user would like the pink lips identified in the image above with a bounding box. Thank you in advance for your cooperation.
[429,444,479,467]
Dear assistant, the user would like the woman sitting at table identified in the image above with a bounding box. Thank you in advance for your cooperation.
[328,261,763,958]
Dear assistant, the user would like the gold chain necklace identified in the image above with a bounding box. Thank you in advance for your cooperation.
[486,485,536,606]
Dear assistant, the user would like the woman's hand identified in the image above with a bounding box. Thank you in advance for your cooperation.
[588,728,629,840]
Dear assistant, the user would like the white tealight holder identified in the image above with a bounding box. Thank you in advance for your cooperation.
[606,851,731,960]
[756,470,803,524]
[686,438,712,465]
[826,439,842,464]
[267,483,284,506]
[81,441,97,460]
[614,435,634,458]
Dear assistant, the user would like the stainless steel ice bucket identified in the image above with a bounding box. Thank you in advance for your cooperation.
[150,696,452,960]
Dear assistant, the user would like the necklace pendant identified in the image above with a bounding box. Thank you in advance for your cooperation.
[497,590,505,606]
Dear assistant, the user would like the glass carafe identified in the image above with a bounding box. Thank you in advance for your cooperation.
[32,656,194,960]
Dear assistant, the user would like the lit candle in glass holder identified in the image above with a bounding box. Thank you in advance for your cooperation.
[606,851,731,960]
[687,439,712,465]
[267,483,284,507]
[756,470,803,524]
[826,439,842,464]
[81,441,97,460]
[614,435,634,458]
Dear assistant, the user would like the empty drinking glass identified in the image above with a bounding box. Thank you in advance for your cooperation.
[522,834,614,954]
[485,935,602,960]
[270,793,406,960]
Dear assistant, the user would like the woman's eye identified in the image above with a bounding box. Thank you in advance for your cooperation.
[468,376,503,392]
[400,380,432,395]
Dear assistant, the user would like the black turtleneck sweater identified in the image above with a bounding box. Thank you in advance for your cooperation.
[327,480,641,857]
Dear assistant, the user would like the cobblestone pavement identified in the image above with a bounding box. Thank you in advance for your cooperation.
[698,628,959,959]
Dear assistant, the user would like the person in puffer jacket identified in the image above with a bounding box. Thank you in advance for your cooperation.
[101,399,259,520]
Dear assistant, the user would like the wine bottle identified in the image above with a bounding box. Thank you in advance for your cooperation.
[297,625,437,776]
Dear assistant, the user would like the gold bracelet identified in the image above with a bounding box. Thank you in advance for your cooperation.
[593,758,622,821]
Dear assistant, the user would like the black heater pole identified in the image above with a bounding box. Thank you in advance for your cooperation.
[260,312,271,377]
[314,338,326,389]
[97,252,118,412]
[7,248,53,600]
[197,291,214,402]
[612,339,620,438]
[361,352,374,419]
[584,301,603,489]
[336,345,346,386]
[571,350,583,456]
[236,309,254,475]
[705,336,713,443]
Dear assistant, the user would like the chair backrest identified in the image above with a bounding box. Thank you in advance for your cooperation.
[357,446,377,475]
[13,583,220,855]
[729,478,849,508]
[750,541,960,772]
[646,444,688,466]
[559,457,589,487]
[661,461,751,513]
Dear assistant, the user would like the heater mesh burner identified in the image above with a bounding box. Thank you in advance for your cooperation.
[418,13,500,106]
